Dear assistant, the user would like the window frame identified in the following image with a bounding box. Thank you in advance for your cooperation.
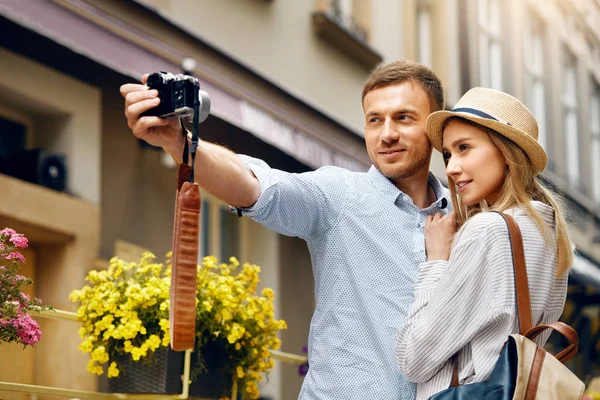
[523,10,548,152]
[416,3,433,68]
[590,79,600,204]
[561,47,581,189]
[477,0,503,90]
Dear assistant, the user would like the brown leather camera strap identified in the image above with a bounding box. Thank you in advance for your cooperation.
[169,120,201,351]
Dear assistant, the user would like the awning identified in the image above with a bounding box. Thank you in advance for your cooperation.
[0,0,370,172]
[571,252,600,289]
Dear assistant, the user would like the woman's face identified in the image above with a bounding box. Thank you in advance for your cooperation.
[442,120,507,206]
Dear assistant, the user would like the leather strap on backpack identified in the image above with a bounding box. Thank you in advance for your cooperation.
[501,212,534,334]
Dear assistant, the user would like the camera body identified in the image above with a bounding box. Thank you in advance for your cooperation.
[141,72,200,120]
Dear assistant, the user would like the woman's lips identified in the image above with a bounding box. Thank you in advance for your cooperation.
[457,181,472,193]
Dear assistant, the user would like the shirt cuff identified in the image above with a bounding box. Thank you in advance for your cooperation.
[414,260,448,293]
[231,155,269,217]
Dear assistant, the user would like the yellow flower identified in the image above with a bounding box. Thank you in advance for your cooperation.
[226,323,246,344]
[229,257,240,268]
[107,362,119,378]
[261,288,274,300]
[91,346,109,364]
[79,338,94,353]
[236,366,245,378]
[86,360,104,375]
[202,300,212,312]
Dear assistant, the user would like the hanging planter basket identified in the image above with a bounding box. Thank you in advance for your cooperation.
[108,345,234,398]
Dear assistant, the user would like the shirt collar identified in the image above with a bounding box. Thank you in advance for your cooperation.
[427,173,450,211]
[367,165,450,210]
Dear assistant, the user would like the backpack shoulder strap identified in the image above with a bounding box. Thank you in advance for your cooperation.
[497,212,533,334]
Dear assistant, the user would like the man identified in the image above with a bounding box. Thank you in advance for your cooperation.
[121,60,450,400]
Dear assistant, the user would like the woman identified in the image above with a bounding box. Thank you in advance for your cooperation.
[395,87,572,399]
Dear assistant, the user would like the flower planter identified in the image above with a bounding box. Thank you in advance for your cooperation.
[108,346,233,398]
[189,339,235,399]
[108,347,184,394]
[71,254,285,400]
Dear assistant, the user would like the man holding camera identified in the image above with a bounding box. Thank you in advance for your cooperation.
[121,60,450,400]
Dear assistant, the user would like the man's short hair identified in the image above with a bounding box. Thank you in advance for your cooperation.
[362,60,445,113]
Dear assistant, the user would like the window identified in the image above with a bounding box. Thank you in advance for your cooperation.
[330,0,367,42]
[197,197,242,261]
[523,11,547,150]
[312,0,381,69]
[417,4,433,68]
[336,0,352,17]
[199,199,211,260]
[478,0,502,90]
[220,207,240,261]
[562,49,580,187]
[591,81,600,203]
[0,116,27,159]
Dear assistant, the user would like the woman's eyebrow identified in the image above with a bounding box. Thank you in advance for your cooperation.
[442,137,470,151]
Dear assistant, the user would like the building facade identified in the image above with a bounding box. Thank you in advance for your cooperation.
[0,0,599,398]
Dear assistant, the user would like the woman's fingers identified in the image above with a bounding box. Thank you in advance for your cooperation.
[447,210,456,222]
[425,215,433,227]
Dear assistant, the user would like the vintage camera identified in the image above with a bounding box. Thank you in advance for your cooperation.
[141,72,210,122]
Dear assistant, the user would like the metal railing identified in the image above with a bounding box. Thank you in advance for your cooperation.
[0,309,307,399]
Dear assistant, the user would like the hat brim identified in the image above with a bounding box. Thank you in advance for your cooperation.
[426,110,548,174]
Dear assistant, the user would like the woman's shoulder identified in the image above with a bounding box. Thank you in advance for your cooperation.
[456,211,510,244]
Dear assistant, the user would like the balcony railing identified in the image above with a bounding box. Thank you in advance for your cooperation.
[329,0,369,44]
[0,309,307,399]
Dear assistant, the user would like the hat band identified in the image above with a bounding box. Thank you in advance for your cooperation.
[452,107,512,126]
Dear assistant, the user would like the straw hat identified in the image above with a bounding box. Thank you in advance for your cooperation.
[427,87,547,174]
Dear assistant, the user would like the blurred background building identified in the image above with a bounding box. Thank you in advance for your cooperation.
[0,0,599,399]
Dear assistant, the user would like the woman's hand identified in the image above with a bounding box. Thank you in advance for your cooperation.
[424,211,457,261]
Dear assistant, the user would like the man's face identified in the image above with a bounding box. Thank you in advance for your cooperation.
[363,81,433,180]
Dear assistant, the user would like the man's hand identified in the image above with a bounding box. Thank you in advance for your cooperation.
[120,74,185,161]
[424,211,457,261]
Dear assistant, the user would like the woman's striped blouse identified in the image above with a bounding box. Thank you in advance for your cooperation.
[395,201,568,400]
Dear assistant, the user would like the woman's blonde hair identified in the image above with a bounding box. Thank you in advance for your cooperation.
[445,117,573,277]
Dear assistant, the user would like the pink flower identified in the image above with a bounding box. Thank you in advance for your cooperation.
[0,228,16,237]
[14,313,42,346]
[4,252,26,263]
[0,313,42,346]
[9,233,28,249]
[0,228,48,347]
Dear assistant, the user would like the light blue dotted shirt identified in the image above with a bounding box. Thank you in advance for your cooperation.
[237,155,450,400]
